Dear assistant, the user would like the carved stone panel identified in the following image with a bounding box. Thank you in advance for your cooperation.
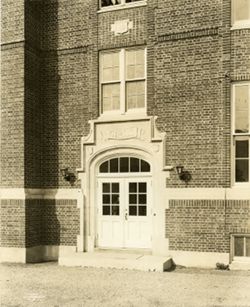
[96,121,150,145]
[111,19,133,36]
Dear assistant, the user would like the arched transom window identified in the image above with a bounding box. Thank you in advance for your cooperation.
[99,157,150,173]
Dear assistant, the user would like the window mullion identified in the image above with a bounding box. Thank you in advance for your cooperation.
[120,49,126,114]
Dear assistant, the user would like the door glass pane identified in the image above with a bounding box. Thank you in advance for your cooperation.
[112,194,119,204]
[234,0,250,22]
[235,85,249,133]
[120,157,129,172]
[129,206,137,216]
[235,159,249,182]
[139,194,146,204]
[129,194,137,204]
[112,206,119,216]
[103,183,110,193]
[139,182,147,192]
[103,194,110,204]
[112,183,119,193]
[110,158,119,172]
[103,206,110,215]
[236,140,249,158]
[235,237,244,256]
[130,158,140,172]
[129,182,137,192]
[139,206,147,216]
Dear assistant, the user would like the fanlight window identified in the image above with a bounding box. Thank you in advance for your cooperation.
[99,157,150,173]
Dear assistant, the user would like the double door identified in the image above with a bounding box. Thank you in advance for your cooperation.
[97,177,152,249]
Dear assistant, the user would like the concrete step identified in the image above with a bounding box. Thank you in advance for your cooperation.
[59,250,172,272]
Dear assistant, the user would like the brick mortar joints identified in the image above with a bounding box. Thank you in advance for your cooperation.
[1,40,89,57]
[158,27,219,43]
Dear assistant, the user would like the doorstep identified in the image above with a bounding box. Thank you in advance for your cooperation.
[59,249,173,272]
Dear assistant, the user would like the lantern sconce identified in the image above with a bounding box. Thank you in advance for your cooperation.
[60,168,76,185]
[176,165,192,184]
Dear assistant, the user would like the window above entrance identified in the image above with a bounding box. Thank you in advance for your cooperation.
[99,157,150,173]
[99,47,146,116]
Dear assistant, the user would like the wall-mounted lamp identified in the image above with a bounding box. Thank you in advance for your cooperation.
[176,165,184,176]
[60,168,76,185]
[176,165,192,184]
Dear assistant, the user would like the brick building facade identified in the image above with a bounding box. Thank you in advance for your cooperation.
[1,0,250,267]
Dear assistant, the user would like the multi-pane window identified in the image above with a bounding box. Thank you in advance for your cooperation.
[100,48,146,114]
[129,182,147,216]
[233,83,250,183]
[99,157,150,173]
[102,182,120,216]
[234,235,250,257]
[100,0,144,8]
[232,0,250,27]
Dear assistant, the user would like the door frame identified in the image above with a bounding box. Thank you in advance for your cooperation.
[97,173,152,249]
[77,117,169,256]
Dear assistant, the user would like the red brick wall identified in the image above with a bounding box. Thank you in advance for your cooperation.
[231,30,250,80]
[42,199,80,246]
[155,34,225,187]
[25,199,42,248]
[166,200,250,253]
[0,200,26,248]
[40,0,98,188]
[24,2,42,189]
[2,0,240,190]
[1,0,24,43]
[1,46,25,187]
[0,199,80,248]
[153,0,232,188]
[98,6,147,49]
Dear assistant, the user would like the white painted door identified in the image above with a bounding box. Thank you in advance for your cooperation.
[98,178,151,249]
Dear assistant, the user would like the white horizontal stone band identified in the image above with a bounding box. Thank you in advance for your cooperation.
[0,188,83,200]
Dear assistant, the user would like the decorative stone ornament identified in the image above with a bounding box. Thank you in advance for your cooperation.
[111,19,133,35]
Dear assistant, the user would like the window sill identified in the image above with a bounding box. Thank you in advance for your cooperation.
[97,112,148,122]
[231,22,250,31]
[98,1,147,13]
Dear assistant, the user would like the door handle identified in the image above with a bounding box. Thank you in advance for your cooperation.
[125,212,128,220]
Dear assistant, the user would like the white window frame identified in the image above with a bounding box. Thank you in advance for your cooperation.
[231,0,250,29]
[231,234,250,262]
[99,0,147,12]
[232,82,250,186]
[99,47,147,117]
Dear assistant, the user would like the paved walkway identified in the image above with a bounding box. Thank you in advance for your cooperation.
[1,262,250,307]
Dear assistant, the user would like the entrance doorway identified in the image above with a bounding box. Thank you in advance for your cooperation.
[97,157,152,249]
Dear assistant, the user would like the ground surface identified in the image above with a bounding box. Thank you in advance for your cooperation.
[1,262,250,307]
